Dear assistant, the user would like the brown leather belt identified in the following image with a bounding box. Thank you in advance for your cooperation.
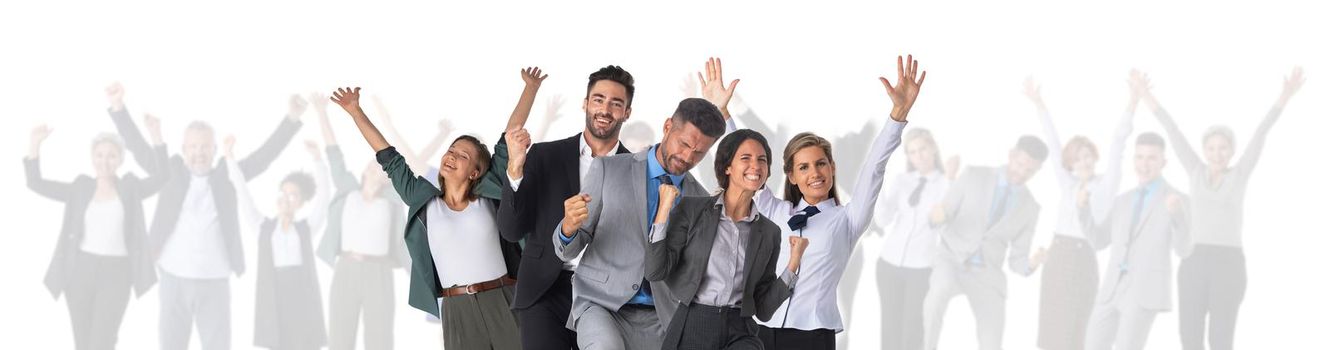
[440,276,517,297]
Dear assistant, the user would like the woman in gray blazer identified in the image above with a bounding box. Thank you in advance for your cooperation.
[24,115,168,350]
[646,129,809,350]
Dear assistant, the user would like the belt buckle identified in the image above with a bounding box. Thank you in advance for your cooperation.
[466,284,480,295]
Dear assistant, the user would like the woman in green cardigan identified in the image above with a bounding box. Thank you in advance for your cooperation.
[328,67,551,349]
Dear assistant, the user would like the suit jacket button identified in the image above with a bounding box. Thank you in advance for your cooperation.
[632,284,639,290]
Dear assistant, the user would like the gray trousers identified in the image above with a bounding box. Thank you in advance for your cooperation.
[1178,244,1246,350]
[442,285,521,350]
[576,304,664,350]
[876,260,930,350]
[65,251,131,350]
[922,260,1006,350]
[328,257,395,350]
[159,271,231,350]
[1084,283,1158,350]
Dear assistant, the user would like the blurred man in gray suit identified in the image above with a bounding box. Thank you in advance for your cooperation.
[923,135,1050,350]
[1082,132,1192,350]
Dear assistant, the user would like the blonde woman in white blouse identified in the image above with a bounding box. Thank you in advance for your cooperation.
[754,55,925,350]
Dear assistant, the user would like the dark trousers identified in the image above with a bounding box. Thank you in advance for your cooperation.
[665,303,762,350]
[518,270,578,350]
[877,260,931,350]
[1037,235,1099,350]
[758,325,834,350]
[1179,244,1246,350]
[65,251,131,350]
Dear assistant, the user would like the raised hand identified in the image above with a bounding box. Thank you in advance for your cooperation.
[1023,76,1044,105]
[679,73,700,99]
[561,193,592,237]
[880,54,927,122]
[698,57,740,118]
[330,87,363,114]
[521,66,549,87]
[223,135,237,160]
[308,92,330,116]
[29,125,52,158]
[304,140,322,161]
[654,183,679,224]
[787,236,810,273]
[287,94,309,121]
[1279,66,1305,105]
[506,127,532,180]
[144,114,164,146]
[106,82,126,112]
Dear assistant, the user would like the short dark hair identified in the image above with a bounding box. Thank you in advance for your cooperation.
[714,129,772,191]
[670,98,726,139]
[1136,132,1167,151]
[281,171,317,202]
[587,65,635,107]
[1015,135,1049,162]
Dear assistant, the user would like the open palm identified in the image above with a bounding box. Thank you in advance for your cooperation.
[880,54,927,122]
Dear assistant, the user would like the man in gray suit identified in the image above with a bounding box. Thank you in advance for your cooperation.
[553,96,732,349]
[922,135,1050,350]
[1082,132,1191,350]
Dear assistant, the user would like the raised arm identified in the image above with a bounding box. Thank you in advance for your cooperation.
[332,87,438,207]
[1140,74,1204,174]
[1090,71,1143,226]
[105,82,160,172]
[503,67,549,185]
[138,114,171,195]
[1236,66,1302,173]
[698,57,740,121]
[223,136,263,233]
[367,95,435,176]
[843,54,925,237]
[238,94,307,180]
[303,140,334,233]
[24,125,78,202]
[332,87,390,152]
[1024,77,1073,187]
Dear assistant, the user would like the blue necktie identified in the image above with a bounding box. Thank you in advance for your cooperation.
[787,206,821,231]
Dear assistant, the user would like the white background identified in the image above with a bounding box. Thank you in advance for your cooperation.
[2,1,1326,349]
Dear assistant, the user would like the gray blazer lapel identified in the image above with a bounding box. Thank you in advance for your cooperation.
[632,152,649,235]
[742,214,769,291]
[1132,183,1169,238]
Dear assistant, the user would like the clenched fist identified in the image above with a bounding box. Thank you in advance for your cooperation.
[654,183,679,224]
[787,236,810,273]
[561,193,592,237]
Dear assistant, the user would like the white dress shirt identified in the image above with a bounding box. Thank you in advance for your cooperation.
[509,133,620,271]
[1036,109,1133,239]
[228,156,332,269]
[340,193,393,256]
[875,170,949,268]
[158,175,231,279]
[754,119,905,332]
[81,197,128,256]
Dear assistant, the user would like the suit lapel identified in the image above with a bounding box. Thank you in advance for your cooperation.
[697,202,723,279]
[1131,183,1168,238]
[633,152,649,236]
[562,135,581,197]
[742,215,768,293]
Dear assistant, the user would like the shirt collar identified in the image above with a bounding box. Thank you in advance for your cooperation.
[580,133,622,158]
[1140,177,1163,194]
[646,144,684,184]
[995,167,1011,188]
[713,194,759,223]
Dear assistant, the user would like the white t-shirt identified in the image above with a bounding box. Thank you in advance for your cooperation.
[81,197,127,256]
[426,197,507,287]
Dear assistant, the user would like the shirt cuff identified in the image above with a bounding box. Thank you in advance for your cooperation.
[780,269,798,290]
[507,173,523,192]
[557,225,576,245]
[725,117,738,134]
[649,223,667,244]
